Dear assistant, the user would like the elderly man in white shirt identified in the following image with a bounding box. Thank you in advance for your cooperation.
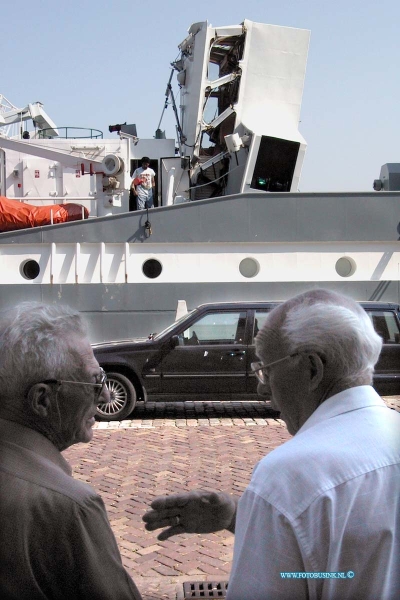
[144,289,400,600]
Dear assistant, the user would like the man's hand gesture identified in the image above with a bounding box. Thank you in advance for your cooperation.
[143,490,238,540]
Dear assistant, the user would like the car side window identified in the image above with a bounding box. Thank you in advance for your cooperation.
[253,310,271,341]
[367,311,400,344]
[182,311,247,345]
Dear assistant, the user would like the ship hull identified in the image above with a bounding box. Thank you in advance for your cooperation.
[0,280,398,343]
[1,191,399,342]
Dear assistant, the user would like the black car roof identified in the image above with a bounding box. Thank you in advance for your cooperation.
[195,300,400,311]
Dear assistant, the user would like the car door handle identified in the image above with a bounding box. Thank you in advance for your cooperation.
[225,350,246,356]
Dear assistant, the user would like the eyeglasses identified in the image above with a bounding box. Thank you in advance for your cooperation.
[26,367,108,400]
[251,354,299,385]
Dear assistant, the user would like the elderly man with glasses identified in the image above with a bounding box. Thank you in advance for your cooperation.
[0,302,142,600]
[144,289,400,600]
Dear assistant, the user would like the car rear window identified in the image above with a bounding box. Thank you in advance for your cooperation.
[367,310,400,344]
[253,310,272,340]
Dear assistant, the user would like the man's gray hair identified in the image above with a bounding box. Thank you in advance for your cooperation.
[256,290,383,386]
[0,302,87,398]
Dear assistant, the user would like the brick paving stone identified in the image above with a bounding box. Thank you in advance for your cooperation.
[197,564,228,576]
[138,545,163,555]
[382,396,400,411]
[186,569,205,576]
[120,556,139,571]
[157,556,183,569]
[64,398,399,600]
[153,565,180,576]
[135,552,160,564]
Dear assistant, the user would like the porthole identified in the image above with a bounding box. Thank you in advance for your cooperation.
[239,257,260,278]
[335,256,357,278]
[20,259,40,280]
[142,258,162,279]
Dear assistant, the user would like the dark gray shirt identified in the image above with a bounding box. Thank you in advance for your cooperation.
[0,419,142,600]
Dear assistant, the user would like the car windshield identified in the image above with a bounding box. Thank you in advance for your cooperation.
[153,309,197,340]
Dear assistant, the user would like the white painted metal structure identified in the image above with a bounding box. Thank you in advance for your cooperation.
[175,20,309,197]
[2,236,399,286]
[0,95,59,137]
[0,136,175,216]
[0,20,399,342]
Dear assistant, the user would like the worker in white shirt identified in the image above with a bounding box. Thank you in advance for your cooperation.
[131,156,156,210]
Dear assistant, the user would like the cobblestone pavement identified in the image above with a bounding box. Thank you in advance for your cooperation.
[64,397,399,600]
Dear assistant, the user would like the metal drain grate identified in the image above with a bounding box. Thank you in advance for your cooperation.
[179,581,228,599]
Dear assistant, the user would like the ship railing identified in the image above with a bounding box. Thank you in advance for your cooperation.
[37,127,103,139]
[49,206,87,225]
[14,197,95,202]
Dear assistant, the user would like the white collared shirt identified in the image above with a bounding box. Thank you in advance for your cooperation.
[226,386,400,600]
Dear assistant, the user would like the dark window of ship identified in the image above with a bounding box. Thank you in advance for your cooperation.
[20,259,40,280]
[142,259,162,279]
[251,136,300,192]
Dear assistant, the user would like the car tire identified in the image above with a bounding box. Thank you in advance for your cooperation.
[96,372,137,421]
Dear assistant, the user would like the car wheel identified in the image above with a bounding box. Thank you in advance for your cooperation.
[96,372,137,421]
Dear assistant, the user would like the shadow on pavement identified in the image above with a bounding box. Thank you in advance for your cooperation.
[126,400,281,421]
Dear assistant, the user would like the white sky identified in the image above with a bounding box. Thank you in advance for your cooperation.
[2,0,399,192]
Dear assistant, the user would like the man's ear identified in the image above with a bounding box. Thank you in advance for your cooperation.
[308,353,325,391]
[27,384,54,417]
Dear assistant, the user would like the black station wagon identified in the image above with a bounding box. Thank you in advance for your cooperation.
[93,301,400,420]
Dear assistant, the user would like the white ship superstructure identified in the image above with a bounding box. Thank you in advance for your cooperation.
[0,20,399,342]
